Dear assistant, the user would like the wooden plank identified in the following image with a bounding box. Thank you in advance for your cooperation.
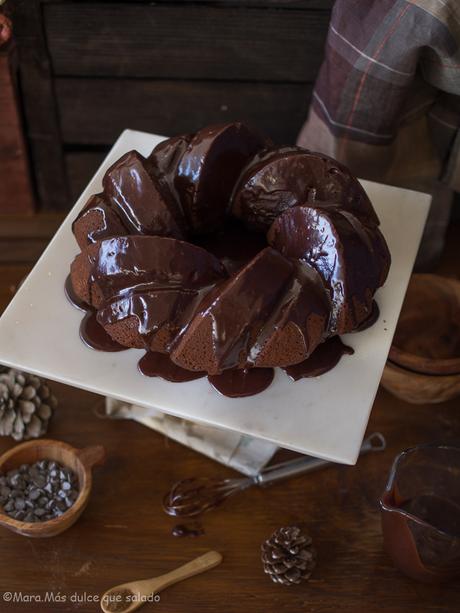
[0,212,65,265]
[56,79,313,145]
[0,265,31,313]
[42,0,335,9]
[0,238,53,264]
[9,0,69,211]
[0,46,35,214]
[45,4,330,82]
[66,151,107,202]
[0,213,65,239]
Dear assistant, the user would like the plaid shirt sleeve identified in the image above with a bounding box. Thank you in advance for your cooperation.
[297,0,460,194]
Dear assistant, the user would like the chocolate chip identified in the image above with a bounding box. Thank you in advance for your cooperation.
[14,498,25,511]
[1,486,11,498]
[32,475,46,488]
[0,460,79,523]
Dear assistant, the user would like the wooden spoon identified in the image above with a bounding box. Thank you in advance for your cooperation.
[100,551,223,613]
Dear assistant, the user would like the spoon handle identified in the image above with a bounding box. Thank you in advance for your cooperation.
[149,551,223,593]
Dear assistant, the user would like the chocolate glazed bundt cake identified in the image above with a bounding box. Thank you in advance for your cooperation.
[68,122,391,398]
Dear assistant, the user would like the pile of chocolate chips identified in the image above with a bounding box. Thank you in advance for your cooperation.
[0,460,79,522]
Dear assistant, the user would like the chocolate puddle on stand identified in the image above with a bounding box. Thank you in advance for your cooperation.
[283,337,354,380]
[65,274,127,352]
[65,272,356,396]
[354,301,380,332]
[80,312,128,352]
[64,274,87,311]
[208,367,274,397]
[138,351,206,382]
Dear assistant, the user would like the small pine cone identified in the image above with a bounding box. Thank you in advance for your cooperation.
[0,369,58,441]
[261,526,317,586]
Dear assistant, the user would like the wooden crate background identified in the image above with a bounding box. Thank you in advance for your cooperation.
[0,41,34,214]
[11,0,333,211]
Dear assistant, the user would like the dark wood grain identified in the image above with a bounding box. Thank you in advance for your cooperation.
[56,79,312,145]
[0,214,64,264]
[45,4,330,82]
[65,151,107,202]
[9,0,69,211]
[0,225,459,611]
[0,45,35,214]
[42,0,335,9]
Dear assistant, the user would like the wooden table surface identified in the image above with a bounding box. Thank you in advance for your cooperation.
[0,225,459,612]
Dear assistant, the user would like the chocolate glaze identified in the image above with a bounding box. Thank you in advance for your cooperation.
[72,193,127,250]
[71,235,227,309]
[208,367,274,397]
[232,146,380,231]
[64,273,87,311]
[138,351,206,382]
[283,336,354,380]
[97,286,214,352]
[80,311,127,352]
[250,262,330,368]
[354,301,380,332]
[174,123,269,233]
[103,150,186,238]
[171,248,295,373]
[268,205,390,334]
[148,134,193,214]
[171,523,205,538]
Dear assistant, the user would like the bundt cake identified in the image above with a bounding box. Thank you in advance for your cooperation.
[68,121,391,398]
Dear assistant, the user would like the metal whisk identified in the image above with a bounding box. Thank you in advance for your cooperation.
[163,432,386,517]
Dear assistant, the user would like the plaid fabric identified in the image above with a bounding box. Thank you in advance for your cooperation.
[298,0,460,194]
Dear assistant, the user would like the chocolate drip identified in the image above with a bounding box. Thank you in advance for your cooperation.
[354,301,380,332]
[65,274,87,311]
[138,351,206,382]
[171,523,205,538]
[71,235,227,309]
[208,367,274,398]
[283,337,354,380]
[80,312,127,352]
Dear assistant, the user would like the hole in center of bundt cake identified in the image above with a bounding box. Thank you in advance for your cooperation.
[192,218,268,275]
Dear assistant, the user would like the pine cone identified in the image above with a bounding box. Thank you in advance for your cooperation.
[261,526,317,586]
[0,369,57,441]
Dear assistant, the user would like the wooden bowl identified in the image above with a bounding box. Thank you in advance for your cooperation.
[389,274,460,375]
[0,439,105,537]
[381,360,460,404]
